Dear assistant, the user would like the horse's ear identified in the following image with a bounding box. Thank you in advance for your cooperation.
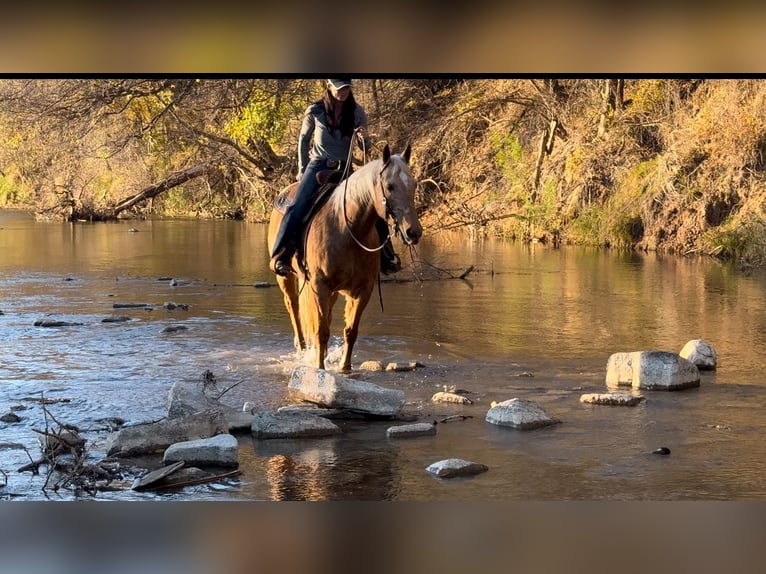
[382,144,391,165]
[403,143,411,164]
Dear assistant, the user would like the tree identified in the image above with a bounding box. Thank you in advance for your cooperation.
[0,79,310,220]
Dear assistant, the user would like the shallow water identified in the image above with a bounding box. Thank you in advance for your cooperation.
[2,209,766,500]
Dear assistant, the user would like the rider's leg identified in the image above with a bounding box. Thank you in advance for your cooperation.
[270,160,322,276]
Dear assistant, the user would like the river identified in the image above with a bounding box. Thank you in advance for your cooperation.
[2,208,766,501]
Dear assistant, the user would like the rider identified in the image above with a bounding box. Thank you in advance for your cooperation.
[269,78,402,277]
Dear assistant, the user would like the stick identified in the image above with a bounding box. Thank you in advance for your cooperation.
[149,469,241,491]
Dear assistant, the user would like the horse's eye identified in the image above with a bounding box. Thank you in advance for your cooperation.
[386,183,395,191]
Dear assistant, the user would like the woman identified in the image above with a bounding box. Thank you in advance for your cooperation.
[269,78,401,276]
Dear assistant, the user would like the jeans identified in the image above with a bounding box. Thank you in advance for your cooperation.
[270,158,329,260]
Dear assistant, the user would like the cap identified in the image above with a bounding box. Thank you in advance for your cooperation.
[327,78,352,90]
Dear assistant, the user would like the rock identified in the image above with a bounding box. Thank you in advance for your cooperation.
[653,447,671,455]
[33,319,83,327]
[385,361,423,372]
[579,392,645,406]
[101,315,132,323]
[225,411,256,432]
[106,411,226,457]
[112,303,152,309]
[485,398,560,430]
[0,412,22,423]
[163,434,239,467]
[38,429,86,455]
[426,458,488,479]
[288,366,405,417]
[605,352,635,387]
[162,325,188,333]
[387,422,437,438]
[431,391,473,405]
[253,282,271,288]
[359,360,385,372]
[277,404,364,419]
[251,411,342,439]
[679,339,717,370]
[606,351,700,390]
[167,381,235,419]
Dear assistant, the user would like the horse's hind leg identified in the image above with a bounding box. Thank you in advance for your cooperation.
[339,291,372,372]
[277,274,305,352]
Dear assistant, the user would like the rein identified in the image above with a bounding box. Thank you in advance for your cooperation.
[340,132,393,254]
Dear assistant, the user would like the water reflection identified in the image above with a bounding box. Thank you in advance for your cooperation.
[245,422,401,501]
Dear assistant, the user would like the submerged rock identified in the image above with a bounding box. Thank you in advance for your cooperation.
[579,392,645,406]
[387,422,437,438]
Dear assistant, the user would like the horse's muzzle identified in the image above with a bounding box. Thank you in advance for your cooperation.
[403,225,422,245]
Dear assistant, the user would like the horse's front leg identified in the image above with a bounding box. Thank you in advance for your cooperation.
[313,286,335,370]
[339,290,373,372]
[277,274,305,352]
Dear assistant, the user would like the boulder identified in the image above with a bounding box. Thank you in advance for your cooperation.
[163,433,239,467]
[679,339,717,370]
[485,398,560,430]
[426,458,488,478]
[606,351,700,390]
[288,366,405,416]
[106,411,225,457]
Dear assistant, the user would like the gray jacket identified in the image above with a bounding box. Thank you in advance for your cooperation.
[297,101,371,176]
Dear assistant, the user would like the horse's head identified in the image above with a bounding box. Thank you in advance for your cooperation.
[376,144,423,245]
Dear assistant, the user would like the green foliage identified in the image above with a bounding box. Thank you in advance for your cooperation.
[701,213,766,265]
[491,131,525,176]
[0,174,20,205]
[225,89,291,150]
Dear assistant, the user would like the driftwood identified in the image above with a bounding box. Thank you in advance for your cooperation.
[110,163,213,217]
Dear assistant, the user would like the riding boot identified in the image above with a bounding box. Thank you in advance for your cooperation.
[376,218,402,275]
[270,209,303,277]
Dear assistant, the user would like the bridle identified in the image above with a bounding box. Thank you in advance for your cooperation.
[339,133,401,253]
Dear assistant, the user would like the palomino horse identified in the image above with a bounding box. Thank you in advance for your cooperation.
[267,144,422,371]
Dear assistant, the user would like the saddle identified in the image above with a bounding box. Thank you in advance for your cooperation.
[273,169,344,274]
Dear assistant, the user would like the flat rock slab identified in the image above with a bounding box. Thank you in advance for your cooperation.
[431,391,473,405]
[163,433,239,467]
[288,366,405,416]
[385,362,423,372]
[387,422,437,439]
[485,398,560,430]
[131,461,185,490]
[426,458,489,479]
[251,411,342,439]
[580,392,645,406]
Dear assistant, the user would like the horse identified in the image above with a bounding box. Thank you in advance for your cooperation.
[267,144,422,371]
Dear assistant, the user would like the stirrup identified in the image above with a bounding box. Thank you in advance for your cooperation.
[270,254,295,277]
